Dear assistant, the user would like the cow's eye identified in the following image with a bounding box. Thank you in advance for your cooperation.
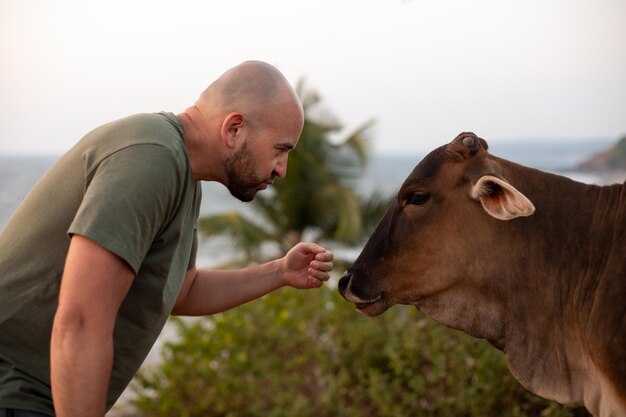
[407,193,430,205]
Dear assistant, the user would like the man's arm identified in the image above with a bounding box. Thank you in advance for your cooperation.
[51,235,135,417]
[172,242,333,316]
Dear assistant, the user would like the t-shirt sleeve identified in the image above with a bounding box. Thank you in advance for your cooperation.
[187,228,198,270]
[187,182,202,270]
[68,144,185,274]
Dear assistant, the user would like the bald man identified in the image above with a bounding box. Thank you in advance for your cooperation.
[0,61,334,417]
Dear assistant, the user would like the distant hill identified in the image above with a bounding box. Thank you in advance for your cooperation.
[576,136,626,171]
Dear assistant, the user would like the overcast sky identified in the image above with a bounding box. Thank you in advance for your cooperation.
[1,0,625,156]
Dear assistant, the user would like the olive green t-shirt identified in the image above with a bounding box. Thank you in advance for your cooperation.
[0,112,201,415]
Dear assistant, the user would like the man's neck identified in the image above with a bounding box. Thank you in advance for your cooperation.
[176,109,225,182]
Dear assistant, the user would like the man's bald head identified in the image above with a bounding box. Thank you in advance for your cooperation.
[178,61,304,183]
[196,61,303,131]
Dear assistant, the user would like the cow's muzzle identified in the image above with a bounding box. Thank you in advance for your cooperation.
[338,272,383,307]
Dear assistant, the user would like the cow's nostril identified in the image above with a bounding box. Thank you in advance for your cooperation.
[338,274,351,293]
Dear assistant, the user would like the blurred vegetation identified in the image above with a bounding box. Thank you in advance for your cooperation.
[131,286,589,417]
[130,84,590,416]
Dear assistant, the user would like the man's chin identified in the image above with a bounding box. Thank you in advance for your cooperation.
[228,187,259,203]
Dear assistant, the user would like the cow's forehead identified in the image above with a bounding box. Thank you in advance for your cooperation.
[409,145,450,180]
[407,135,491,186]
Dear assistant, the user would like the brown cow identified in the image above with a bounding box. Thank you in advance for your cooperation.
[339,132,626,417]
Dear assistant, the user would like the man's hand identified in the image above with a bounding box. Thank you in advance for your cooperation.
[282,242,334,289]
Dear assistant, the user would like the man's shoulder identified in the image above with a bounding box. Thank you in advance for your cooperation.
[100,112,184,148]
[76,112,188,168]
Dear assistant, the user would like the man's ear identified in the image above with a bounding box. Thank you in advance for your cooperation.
[221,113,245,149]
[471,175,535,220]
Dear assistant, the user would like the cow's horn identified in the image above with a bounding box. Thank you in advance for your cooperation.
[462,136,475,148]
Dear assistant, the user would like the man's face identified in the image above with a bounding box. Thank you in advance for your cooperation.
[223,139,274,202]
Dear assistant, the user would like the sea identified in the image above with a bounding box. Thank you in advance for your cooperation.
[1,139,624,415]
[1,139,622,233]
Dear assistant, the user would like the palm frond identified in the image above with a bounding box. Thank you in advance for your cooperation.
[197,211,275,260]
[310,184,363,245]
[336,118,376,168]
[295,79,321,111]
[359,190,393,241]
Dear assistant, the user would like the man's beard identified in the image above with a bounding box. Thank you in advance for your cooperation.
[223,141,267,202]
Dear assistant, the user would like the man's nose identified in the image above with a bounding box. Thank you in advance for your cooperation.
[273,157,288,179]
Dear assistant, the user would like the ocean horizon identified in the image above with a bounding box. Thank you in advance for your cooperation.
[1,138,621,232]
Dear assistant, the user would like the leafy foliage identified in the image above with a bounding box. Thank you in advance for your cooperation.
[132,287,590,417]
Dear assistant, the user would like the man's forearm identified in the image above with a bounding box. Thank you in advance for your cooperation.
[172,243,334,317]
[51,312,114,417]
[172,259,285,316]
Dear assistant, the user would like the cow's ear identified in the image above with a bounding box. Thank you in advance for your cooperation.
[471,175,535,220]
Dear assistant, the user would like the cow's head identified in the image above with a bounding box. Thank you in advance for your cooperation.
[338,132,535,321]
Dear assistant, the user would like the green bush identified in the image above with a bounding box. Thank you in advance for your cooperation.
[131,286,589,417]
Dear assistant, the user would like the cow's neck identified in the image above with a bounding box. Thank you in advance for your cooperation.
[496,163,626,414]
[419,164,626,415]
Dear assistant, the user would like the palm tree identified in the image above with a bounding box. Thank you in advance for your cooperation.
[197,80,390,268]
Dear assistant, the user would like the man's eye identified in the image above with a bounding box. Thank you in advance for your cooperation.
[407,193,430,205]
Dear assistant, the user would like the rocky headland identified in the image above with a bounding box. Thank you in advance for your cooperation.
[575,136,626,184]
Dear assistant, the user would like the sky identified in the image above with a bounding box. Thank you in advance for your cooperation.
[1,0,625,156]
